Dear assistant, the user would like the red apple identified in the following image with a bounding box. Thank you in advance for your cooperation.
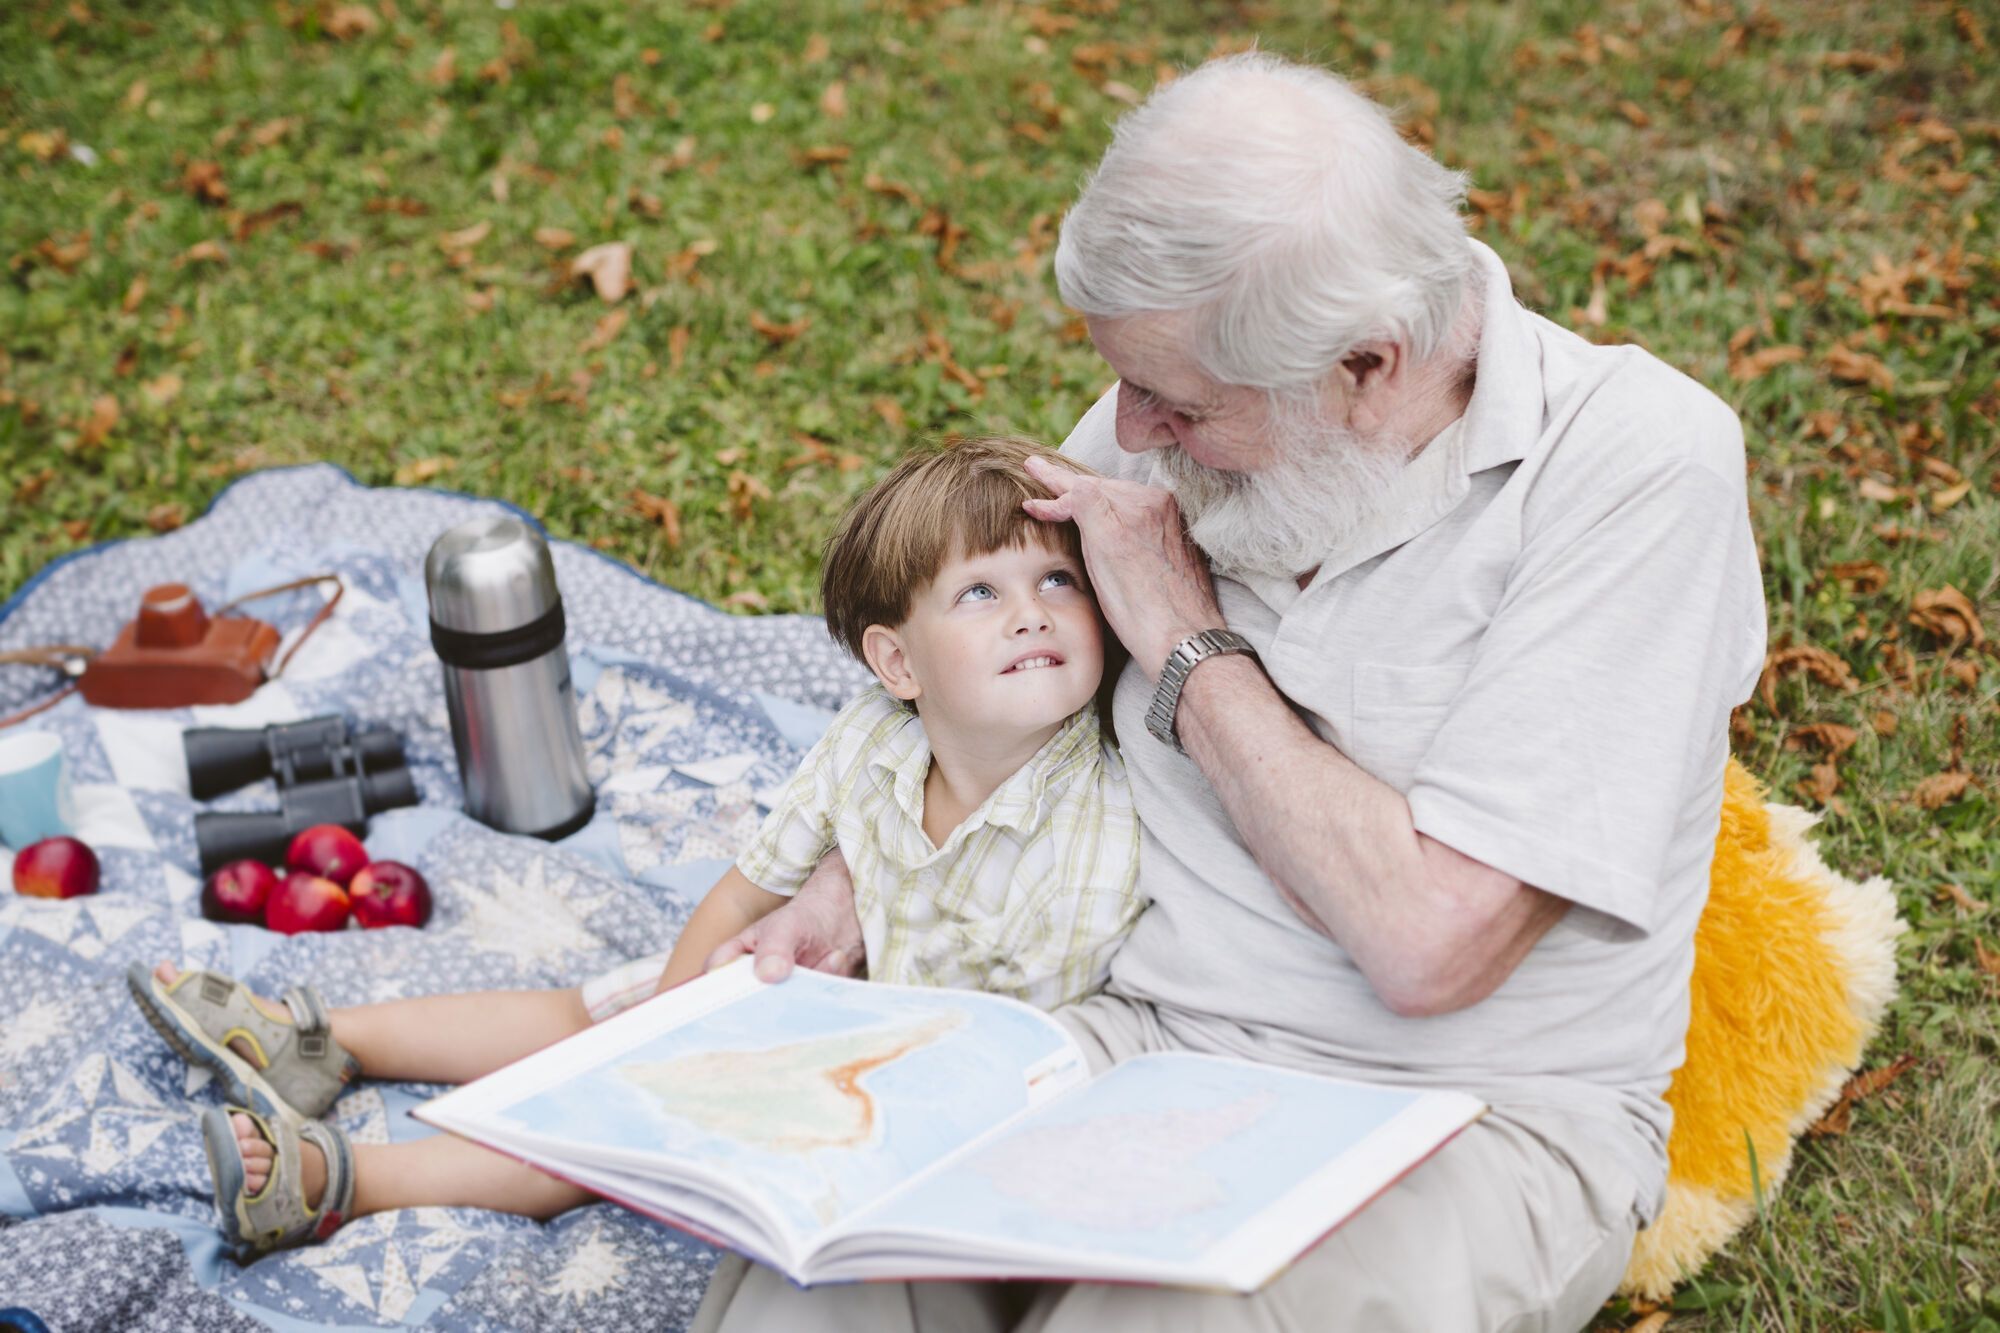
[202,859,280,925]
[349,861,432,930]
[285,824,369,887]
[11,836,100,899]
[264,873,350,934]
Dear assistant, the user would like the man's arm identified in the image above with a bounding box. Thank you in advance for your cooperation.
[1021,455,1563,1017]
[1173,653,1567,1017]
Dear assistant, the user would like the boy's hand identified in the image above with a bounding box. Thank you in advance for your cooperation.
[704,850,864,983]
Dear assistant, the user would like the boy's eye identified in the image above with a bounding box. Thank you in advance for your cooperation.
[956,583,995,603]
[1040,570,1078,591]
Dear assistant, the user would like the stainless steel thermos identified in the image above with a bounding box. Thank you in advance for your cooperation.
[424,516,595,839]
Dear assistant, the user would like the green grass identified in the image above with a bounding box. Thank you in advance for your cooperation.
[2,1,1996,1326]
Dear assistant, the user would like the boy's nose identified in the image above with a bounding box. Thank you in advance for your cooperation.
[1010,600,1051,634]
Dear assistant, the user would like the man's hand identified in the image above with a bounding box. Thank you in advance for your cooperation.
[703,849,864,983]
[1021,454,1224,679]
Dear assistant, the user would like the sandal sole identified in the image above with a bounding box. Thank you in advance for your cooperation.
[200,1104,259,1263]
[127,963,294,1123]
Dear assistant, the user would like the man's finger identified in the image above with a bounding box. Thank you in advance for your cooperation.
[1021,495,1075,522]
[703,936,751,972]
[1022,454,1078,495]
[752,951,796,983]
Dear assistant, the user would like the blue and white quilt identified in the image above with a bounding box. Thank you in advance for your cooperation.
[0,464,870,1331]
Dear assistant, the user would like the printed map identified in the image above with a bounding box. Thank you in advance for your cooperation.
[497,973,1080,1242]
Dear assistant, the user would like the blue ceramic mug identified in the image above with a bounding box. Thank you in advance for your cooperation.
[0,730,75,849]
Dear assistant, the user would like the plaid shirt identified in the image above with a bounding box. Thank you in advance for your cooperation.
[736,684,1144,1012]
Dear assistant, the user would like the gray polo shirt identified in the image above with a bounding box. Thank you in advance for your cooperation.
[1060,238,1767,1222]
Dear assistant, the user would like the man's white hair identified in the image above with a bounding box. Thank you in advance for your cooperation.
[1055,53,1473,391]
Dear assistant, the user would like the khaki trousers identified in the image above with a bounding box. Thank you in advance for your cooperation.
[690,993,1641,1333]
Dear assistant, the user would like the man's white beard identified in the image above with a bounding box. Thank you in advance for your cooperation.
[1151,407,1411,580]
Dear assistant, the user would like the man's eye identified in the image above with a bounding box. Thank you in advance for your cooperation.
[957,584,995,603]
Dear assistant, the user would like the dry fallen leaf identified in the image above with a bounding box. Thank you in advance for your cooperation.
[77,393,120,448]
[139,372,181,407]
[233,200,303,242]
[749,311,810,344]
[1785,723,1860,758]
[1977,939,2000,986]
[630,488,682,548]
[726,470,772,524]
[1909,586,1985,648]
[120,273,148,314]
[394,457,456,485]
[1856,477,1905,504]
[324,4,380,40]
[820,80,848,118]
[146,503,185,533]
[802,32,831,63]
[1935,883,1988,915]
[1825,345,1895,391]
[1929,479,1972,512]
[437,220,492,252]
[1808,1053,1916,1137]
[723,588,770,611]
[579,308,627,353]
[1795,761,1842,806]
[668,324,690,372]
[1729,344,1805,382]
[1758,642,1858,709]
[872,396,905,430]
[1909,772,1973,810]
[533,226,576,251]
[1629,1314,1671,1333]
[182,159,229,205]
[571,241,633,302]
[1823,560,1889,594]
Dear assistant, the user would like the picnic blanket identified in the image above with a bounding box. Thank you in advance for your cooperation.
[0,464,871,1331]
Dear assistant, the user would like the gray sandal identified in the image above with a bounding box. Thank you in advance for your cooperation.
[202,1104,356,1260]
[128,962,359,1121]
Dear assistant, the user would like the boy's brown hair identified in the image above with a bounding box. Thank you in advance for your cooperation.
[821,436,1096,660]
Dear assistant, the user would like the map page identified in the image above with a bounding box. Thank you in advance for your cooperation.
[821,1052,1484,1291]
[416,962,1089,1267]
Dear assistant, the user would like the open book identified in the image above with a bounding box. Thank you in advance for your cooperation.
[415,960,1484,1293]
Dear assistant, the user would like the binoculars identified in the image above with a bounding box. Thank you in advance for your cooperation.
[186,716,417,875]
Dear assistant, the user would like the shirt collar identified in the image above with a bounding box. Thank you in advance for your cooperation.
[867,698,1103,842]
[1459,237,1545,475]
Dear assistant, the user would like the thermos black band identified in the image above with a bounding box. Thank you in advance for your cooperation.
[429,601,567,671]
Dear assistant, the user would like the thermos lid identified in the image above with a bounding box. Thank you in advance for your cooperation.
[425,516,562,635]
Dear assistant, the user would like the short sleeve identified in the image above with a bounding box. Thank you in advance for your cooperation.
[1404,458,1765,935]
[734,689,898,896]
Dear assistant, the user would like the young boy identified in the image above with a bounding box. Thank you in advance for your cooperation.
[131,436,1144,1257]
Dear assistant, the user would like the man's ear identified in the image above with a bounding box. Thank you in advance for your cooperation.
[1337,340,1403,430]
[861,624,921,701]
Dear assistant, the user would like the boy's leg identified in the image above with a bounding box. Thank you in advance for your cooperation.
[226,1113,593,1223]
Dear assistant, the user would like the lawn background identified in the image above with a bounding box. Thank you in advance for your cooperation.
[1,0,1994,1327]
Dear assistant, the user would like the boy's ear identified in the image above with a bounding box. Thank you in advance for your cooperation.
[861,624,921,702]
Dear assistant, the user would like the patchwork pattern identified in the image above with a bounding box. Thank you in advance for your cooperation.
[0,465,870,1330]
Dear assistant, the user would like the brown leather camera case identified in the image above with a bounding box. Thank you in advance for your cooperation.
[78,584,279,709]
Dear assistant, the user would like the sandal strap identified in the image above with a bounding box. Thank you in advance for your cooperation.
[295,1118,356,1242]
[280,985,332,1056]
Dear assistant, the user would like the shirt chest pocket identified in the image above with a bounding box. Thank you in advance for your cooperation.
[1346,662,1466,793]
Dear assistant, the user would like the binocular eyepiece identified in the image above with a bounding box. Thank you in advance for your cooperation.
[186,715,419,876]
[184,715,405,800]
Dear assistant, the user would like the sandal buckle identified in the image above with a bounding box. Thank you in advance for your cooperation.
[201,975,234,1006]
[299,1034,327,1060]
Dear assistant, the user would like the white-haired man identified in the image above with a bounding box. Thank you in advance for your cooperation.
[693,52,1766,1332]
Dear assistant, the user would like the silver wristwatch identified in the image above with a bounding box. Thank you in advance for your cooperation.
[1145,628,1258,753]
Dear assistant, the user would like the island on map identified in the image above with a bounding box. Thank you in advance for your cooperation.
[620,1010,968,1153]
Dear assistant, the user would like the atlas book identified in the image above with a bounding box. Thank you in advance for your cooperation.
[414,959,1485,1293]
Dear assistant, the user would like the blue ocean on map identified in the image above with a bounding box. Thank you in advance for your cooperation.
[498,973,1076,1240]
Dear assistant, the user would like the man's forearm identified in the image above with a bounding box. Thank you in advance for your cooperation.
[1170,653,1560,1015]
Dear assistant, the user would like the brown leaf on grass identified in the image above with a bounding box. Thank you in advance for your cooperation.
[1936,883,1988,915]
[630,489,683,547]
[1977,939,2000,986]
[864,172,924,208]
[77,393,119,448]
[299,238,357,262]
[1909,772,1973,810]
[723,588,769,611]
[1825,345,1894,391]
[365,195,428,217]
[820,80,848,118]
[182,160,229,205]
[1929,479,1972,512]
[146,503,185,533]
[1857,477,1906,504]
[14,468,55,505]
[61,519,91,541]
[232,200,303,241]
[802,32,831,63]
[177,239,228,268]
[1871,709,1899,737]
[114,343,137,378]
[726,470,772,524]
[1785,723,1860,758]
[437,220,491,252]
[123,80,149,111]
[394,457,456,485]
[324,4,380,40]
[1819,49,1900,72]
[799,144,851,167]
[1808,1054,1916,1137]
[571,242,633,302]
[139,372,181,407]
[1794,761,1841,806]
[533,227,576,251]
[248,117,300,149]
[1628,1314,1671,1333]
[1616,99,1650,127]
[668,324,690,372]
[426,47,456,86]
[1728,344,1805,382]
[917,207,967,272]
[1871,522,1946,545]
[923,330,984,397]
[1909,586,1985,648]
[612,72,640,119]
[872,396,905,430]
[120,274,147,313]
[579,308,627,353]
[1758,643,1858,710]
[15,129,68,163]
[1823,560,1889,594]
[32,232,92,274]
[749,311,810,345]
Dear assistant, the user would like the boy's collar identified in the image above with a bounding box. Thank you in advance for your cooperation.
[867,695,1102,835]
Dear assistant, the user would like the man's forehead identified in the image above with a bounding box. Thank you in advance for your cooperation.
[1087,313,1215,402]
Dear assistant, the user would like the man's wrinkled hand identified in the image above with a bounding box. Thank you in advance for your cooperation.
[703,849,864,983]
[1019,454,1222,678]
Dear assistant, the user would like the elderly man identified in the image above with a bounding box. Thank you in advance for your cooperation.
[693,52,1766,1332]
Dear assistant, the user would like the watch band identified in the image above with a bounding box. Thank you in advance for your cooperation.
[1145,628,1258,753]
